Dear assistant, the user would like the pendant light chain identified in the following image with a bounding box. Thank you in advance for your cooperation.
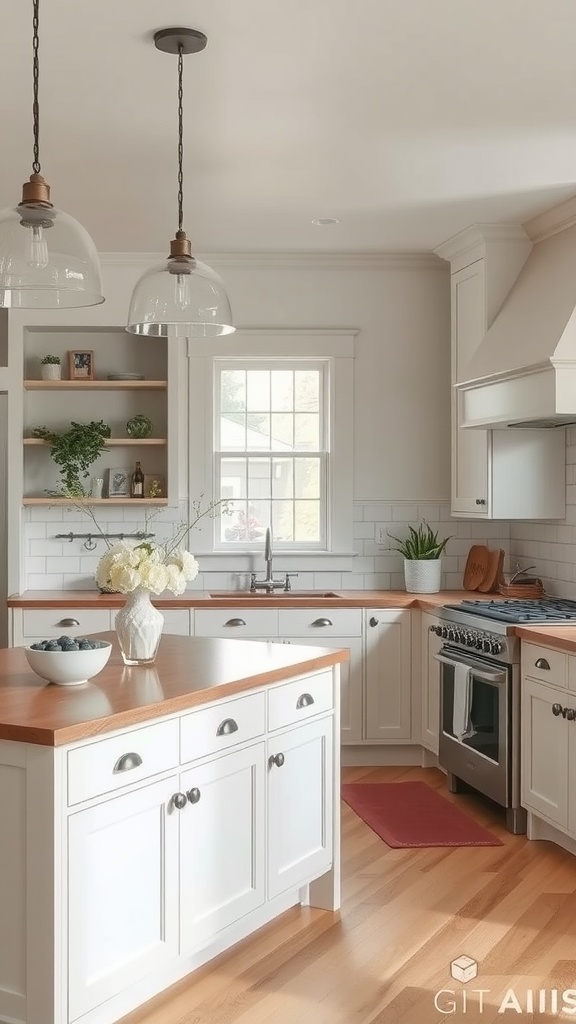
[32,0,41,174]
[177,44,184,235]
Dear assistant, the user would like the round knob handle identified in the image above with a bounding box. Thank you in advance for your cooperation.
[567,709,576,722]
[172,792,187,810]
[186,787,201,804]
[369,617,379,627]
[268,752,285,768]
[552,703,563,717]
[475,498,486,505]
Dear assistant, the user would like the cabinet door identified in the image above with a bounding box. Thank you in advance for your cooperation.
[421,613,442,754]
[364,609,411,741]
[451,261,490,516]
[521,677,568,829]
[68,775,180,1020]
[179,744,265,954]
[279,635,362,742]
[267,716,333,899]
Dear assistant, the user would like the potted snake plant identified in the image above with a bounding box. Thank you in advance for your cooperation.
[388,521,452,593]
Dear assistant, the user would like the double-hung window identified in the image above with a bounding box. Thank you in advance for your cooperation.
[187,329,355,562]
[214,360,328,549]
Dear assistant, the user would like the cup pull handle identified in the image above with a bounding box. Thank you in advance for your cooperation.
[311,617,333,627]
[296,693,314,709]
[535,658,550,670]
[216,718,239,736]
[57,618,80,627]
[224,618,246,627]
[113,752,143,774]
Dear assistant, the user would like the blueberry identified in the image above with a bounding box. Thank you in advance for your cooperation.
[57,635,72,645]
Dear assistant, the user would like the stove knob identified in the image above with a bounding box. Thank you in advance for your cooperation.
[464,633,475,646]
[482,638,491,652]
[453,629,462,643]
[490,640,503,655]
[441,626,449,639]
[448,629,456,641]
[475,639,483,649]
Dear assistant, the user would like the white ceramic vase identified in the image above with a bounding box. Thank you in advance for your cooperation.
[115,588,164,666]
[403,558,442,594]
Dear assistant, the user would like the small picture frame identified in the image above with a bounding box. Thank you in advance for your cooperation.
[144,474,165,499]
[68,349,94,381]
[106,467,130,498]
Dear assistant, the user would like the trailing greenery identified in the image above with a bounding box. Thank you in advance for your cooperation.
[388,520,452,560]
[40,354,60,365]
[32,420,111,498]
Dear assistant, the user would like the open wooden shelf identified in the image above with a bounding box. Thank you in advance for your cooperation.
[22,498,169,506]
[24,437,167,446]
[24,380,167,391]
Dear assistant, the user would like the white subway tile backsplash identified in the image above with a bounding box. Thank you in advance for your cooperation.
[46,557,80,574]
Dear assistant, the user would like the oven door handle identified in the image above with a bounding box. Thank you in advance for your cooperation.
[434,653,507,685]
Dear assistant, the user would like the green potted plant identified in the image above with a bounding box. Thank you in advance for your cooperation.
[31,420,111,498]
[40,354,61,381]
[388,521,452,593]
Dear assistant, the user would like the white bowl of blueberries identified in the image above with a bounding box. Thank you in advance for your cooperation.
[24,636,112,686]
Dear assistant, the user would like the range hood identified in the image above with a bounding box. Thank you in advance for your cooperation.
[459,222,576,429]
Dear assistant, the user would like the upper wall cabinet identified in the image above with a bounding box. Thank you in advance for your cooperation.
[437,227,565,519]
[20,329,177,506]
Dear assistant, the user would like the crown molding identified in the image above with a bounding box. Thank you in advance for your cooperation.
[99,251,446,271]
[434,223,530,264]
[523,195,576,242]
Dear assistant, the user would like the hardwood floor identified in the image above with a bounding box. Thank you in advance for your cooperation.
[122,766,576,1024]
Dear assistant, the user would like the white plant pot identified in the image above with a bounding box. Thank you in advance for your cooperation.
[403,558,442,594]
[41,364,61,380]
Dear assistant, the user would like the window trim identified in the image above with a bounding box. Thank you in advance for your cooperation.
[187,329,357,570]
[214,358,328,551]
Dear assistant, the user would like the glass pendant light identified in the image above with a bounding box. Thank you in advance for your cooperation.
[126,28,234,339]
[0,0,104,309]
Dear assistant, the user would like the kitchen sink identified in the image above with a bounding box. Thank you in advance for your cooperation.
[208,590,341,598]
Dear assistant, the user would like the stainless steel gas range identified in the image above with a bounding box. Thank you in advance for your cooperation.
[433,598,576,834]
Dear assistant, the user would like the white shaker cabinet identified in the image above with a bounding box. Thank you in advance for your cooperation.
[179,743,266,954]
[364,609,412,741]
[438,228,565,519]
[68,775,180,1020]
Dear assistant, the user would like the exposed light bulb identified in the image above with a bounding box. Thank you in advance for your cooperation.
[25,223,49,269]
[175,272,189,311]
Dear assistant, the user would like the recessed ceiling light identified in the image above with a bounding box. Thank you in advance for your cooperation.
[311,217,340,227]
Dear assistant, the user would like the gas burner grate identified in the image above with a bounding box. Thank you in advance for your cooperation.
[444,598,576,624]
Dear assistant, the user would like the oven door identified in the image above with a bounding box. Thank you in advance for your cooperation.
[436,647,511,807]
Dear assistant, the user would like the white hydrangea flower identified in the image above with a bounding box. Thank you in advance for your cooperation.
[95,539,197,597]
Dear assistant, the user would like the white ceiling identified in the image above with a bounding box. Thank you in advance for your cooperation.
[1,0,576,254]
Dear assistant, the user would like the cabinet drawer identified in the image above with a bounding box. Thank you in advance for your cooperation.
[180,692,266,762]
[278,608,362,637]
[194,608,278,637]
[522,642,567,688]
[268,670,333,731]
[67,719,180,805]
[22,608,111,640]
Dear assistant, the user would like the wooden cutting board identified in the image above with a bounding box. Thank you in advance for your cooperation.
[463,545,490,591]
[477,548,505,593]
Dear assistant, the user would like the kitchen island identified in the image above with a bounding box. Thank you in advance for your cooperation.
[0,634,346,1024]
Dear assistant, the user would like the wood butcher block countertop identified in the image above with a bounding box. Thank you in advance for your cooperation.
[6,589,479,610]
[515,625,576,654]
[0,633,348,747]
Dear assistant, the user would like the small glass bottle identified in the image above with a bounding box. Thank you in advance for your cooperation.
[131,461,144,498]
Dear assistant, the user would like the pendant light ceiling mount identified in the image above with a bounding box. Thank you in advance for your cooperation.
[126,26,235,338]
[153,28,207,56]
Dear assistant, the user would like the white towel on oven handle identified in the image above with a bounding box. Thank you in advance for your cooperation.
[452,663,476,742]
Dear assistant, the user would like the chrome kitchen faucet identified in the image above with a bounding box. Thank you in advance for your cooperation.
[250,527,298,593]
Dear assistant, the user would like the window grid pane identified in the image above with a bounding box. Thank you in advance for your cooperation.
[216,362,327,548]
